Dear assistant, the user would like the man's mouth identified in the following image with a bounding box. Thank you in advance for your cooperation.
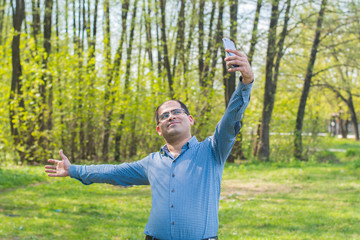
[168,121,180,127]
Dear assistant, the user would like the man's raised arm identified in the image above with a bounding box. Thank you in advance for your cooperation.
[211,48,254,164]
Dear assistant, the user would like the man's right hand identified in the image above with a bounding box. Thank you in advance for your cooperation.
[45,149,71,177]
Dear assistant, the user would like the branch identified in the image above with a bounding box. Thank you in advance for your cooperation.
[318,38,359,52]
[313,81,348,103]
[312,63,353,77]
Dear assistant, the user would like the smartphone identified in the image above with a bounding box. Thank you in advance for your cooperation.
[222,38,239,67]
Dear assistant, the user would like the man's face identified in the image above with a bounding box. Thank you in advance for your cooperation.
[156,101,194,140]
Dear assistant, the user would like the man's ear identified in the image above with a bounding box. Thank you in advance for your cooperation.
[189,115,194,126]
[156,125,162,136]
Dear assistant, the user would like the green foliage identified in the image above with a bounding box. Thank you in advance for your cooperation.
[1,0,359,164]
[312,150,340,163]
[345,148,360,158]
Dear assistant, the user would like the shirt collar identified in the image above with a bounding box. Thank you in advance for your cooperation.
[160,136,198,155]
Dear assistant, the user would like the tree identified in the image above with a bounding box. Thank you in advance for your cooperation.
[0,0,7,44]
[159,0,173,97]
[226,0,241,163]
[9,0,25,161]
[102,0,129,162]
[114,0,139,160]
[248,0,262,65]
[255,0,292,161]
[294,0,328,160]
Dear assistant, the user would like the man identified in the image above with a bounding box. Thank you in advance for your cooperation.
[45,49,254,240]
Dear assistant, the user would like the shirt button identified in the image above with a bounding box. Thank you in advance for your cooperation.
[171,189,175,192]
[171,204,174,208]
[242,88,247,91]
[172,174,175,177]
[171,221,175,225]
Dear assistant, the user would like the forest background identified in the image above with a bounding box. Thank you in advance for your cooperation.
[0,0,359,165]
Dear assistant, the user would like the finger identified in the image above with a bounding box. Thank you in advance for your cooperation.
[228,65,248,73]
[228,67,243,72]
[45,169,57,173]
[48,174,60,177]
[59,149,68,161]
[48,159,61,164]
[45,165,57,169]
[224,56,248,64]
[225,48,246,57]
[226,61,245,68]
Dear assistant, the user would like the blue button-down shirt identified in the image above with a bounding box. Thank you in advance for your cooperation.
[69,79,252,240]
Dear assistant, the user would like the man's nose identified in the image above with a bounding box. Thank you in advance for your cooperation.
[168,112,177,120]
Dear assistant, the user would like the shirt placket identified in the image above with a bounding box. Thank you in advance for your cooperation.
[169,157,176,239]
[168,146,188,239]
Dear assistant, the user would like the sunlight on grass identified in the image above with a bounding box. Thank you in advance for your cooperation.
[1,155,359,239]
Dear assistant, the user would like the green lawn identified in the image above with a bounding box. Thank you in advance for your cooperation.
[0,148,359,239]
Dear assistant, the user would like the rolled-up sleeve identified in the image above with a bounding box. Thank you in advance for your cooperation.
[212,76,253,165]
[69,156,150,186]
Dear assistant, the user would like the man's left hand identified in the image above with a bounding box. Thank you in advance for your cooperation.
[224,49,254,84]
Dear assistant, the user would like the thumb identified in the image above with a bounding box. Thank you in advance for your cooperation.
[59,149,68,161]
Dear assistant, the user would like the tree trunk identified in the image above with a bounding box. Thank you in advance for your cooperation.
[155,3,162,79]
[347,94,359,140]
[249,0,263,156]
[144,0,153,67]
[114,0,138,161]
[159,0,173,97]
[294,0,327,160]
[183,0,197,97]
[198,0,205,85]
[248,0,262,65]
[104,0,129,162]
[55,0,66,148]
[202,0,216,85]
[329,45,360,141]
[102,0,112,162]
[171,0,185,78]
[78,0,86,159]
[323,83,359,141]
[227,0,240,163]
[42,0,54,129]
[258,0,280,161]
[31,0,40,47]
[70,0,77,161]
[9,0,25,162]
[194,0,219,137]
[85,0,99,158]
[129,23,144,158]
[0,0,7,44]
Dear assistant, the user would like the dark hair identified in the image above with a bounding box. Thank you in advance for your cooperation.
[155,100,190,124]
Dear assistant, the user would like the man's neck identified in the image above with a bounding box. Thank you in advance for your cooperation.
[165,135,192,158]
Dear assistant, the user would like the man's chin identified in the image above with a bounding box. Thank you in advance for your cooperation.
[163,130,181,139]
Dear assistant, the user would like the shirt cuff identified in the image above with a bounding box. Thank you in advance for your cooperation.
[239,75,254,85]
[68,165,79,179]
[238,76,254,93]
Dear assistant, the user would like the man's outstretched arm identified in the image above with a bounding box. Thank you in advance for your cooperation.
[45,149,71,177]
[45,149,150,186]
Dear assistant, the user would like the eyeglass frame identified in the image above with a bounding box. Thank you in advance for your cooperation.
[157,108,190,124]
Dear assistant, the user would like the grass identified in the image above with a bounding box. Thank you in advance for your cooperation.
[0,138,359,239]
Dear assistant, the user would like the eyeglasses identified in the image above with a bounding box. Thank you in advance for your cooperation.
[158,108,189,123]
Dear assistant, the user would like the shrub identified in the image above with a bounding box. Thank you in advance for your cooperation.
[314,150,340,163]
